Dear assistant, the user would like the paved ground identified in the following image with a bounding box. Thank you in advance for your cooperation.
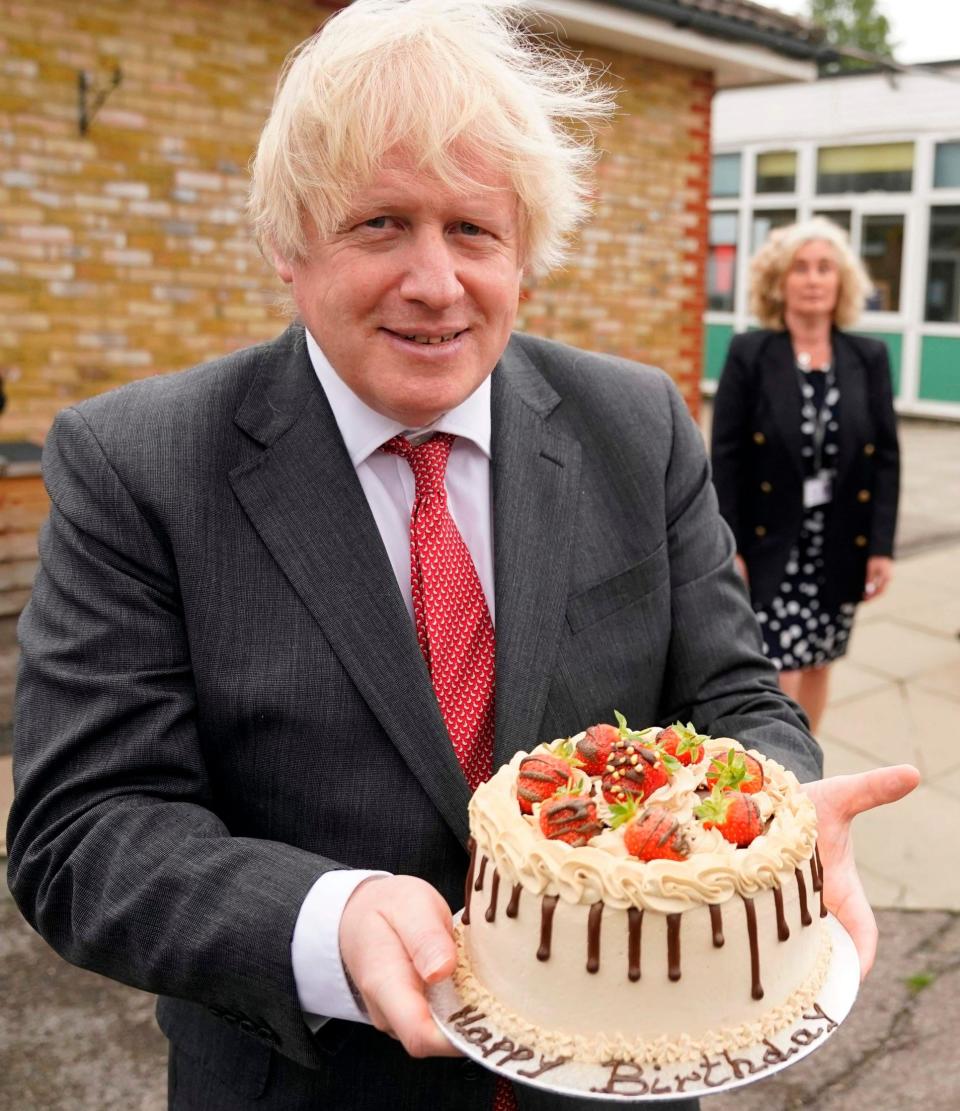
[2,413,959,1109]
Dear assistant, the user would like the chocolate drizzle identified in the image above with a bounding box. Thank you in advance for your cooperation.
[485,868,500,923]
[463,838,476,925]
[815,844,827,918]
[475,855,488,892]
[742,895,764,1000]
[537,895,559,961]
[587,902,604,973]
[627,907,643,981]
[506,883,522,919]
[795,867,812,926]
[666,914,682,982]
[773,886,790,942]
[709,904,725,948]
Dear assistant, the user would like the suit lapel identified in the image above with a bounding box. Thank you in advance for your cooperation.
[764,331,804,481]
[229,327,472,842]
[490,339,581,770]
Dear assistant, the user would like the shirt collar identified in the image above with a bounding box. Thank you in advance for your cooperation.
[305,328,492,466]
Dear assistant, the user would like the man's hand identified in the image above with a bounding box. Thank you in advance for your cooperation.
[802,765,920,978]
[339,875,461,1058]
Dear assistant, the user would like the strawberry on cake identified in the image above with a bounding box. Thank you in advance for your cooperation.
[453,716,832,1067]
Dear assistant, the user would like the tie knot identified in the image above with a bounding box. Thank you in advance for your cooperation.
[381,432,455,496]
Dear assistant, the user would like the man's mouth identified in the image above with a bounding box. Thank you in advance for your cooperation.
[387,329,465,345]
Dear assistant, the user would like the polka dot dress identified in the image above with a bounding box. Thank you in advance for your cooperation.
[754,366,856,671]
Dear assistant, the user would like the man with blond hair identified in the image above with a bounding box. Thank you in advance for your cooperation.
[8,2,917,1109]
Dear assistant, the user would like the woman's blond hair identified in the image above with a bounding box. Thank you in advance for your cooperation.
[248,0,614,274]
[749,217,874,329]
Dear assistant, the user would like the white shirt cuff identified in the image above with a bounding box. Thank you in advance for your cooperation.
[291,868,390,1031]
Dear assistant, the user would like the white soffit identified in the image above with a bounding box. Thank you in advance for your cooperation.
[528,0,816,87]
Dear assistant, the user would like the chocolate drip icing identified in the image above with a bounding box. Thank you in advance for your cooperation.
[816,844,827,918]
[709,904,725,948]
[810,850,822,892]
[666,914,682,982]
[537,895,559,961]
[627,907,643,982]
[485,868,500,923]
[463,838,476,926]
[742,895,764,1000]
[475,855,487,892]
[795,867,812,927]
[587,902,604,973]
[773,886,790,941]
[506,883,522,918]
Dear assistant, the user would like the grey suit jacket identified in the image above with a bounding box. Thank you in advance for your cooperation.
[8,325,820,1109]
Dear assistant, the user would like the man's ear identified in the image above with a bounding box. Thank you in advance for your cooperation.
[273,250,295,285]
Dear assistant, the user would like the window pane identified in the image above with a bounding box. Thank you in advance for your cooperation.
[862,214,904,312]
[756,151,797,194]
[751,208,796,252]
[711,153,741,198]
[925,206,960,322]
[708,212,738,311]
[817,143,913,193]
[813,210,852,233]
[934,142,960,189]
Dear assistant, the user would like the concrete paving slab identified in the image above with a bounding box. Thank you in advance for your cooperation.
[845,619,960,682]
[827,658,890,705]
[819,685,915,769]
[911,658,960,705]
[894,547,960,590]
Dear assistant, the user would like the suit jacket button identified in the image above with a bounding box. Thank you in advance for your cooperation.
[753,431,766,445]
[855,535,868,547]
[755,525,767,537]
[462,1062,481,1081]
[864,443,876,456]
[760,481,772,493]
[857,489,871,502]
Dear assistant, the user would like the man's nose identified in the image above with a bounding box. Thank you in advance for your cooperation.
[398,231,464,308]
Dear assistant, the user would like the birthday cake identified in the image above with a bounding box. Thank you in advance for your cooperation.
[453,718,832,1066]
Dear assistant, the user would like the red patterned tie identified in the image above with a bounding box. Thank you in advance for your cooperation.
[381,434,516,1111]
[381,433,495,790]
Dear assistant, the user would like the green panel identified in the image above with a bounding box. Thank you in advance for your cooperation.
[704,323,734,382]
[853,330,902,396]
[919,335,960,402]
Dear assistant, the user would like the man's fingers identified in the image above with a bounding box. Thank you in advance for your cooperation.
[805,764,920,821]
[824,862,877,979]
[340,875,461,1059]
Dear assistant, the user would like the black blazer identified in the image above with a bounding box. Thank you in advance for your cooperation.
[710,329,899,611]
[9,326,819,1110]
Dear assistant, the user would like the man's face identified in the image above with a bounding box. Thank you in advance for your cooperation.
[275,152,523,427]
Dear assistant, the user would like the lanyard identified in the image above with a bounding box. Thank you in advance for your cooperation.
[795,362,835,474]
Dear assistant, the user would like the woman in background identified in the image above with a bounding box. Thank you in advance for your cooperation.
[711,217,899,734]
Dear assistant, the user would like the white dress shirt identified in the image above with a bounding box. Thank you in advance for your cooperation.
[290,329,495,1026]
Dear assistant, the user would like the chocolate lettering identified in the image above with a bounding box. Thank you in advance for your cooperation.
[671,1068,701,1093]
[463,1025,492,1048]
[802,1002,839,1033]
[698,1053,728,1088]
[516,1053,569,1079]
[761,1037,798,1065]
[492,1041,535,1068]
[722,1049,763,1079]
[448,1005,484,1028]
[791,1027,822,1047]
[648,1066,674,1095]
[590,1060,649,1095]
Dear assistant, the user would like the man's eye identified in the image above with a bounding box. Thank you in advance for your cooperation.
[362,216,391,229]
[458,222,485,237]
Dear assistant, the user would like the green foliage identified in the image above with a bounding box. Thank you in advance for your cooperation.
[807,0,898,72]
[905,971,936,993]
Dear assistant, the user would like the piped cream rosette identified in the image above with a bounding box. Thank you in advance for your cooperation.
[469,732,818,915]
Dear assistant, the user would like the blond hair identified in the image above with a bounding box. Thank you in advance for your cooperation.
[249,0,614,274]
[750,217,873,329]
